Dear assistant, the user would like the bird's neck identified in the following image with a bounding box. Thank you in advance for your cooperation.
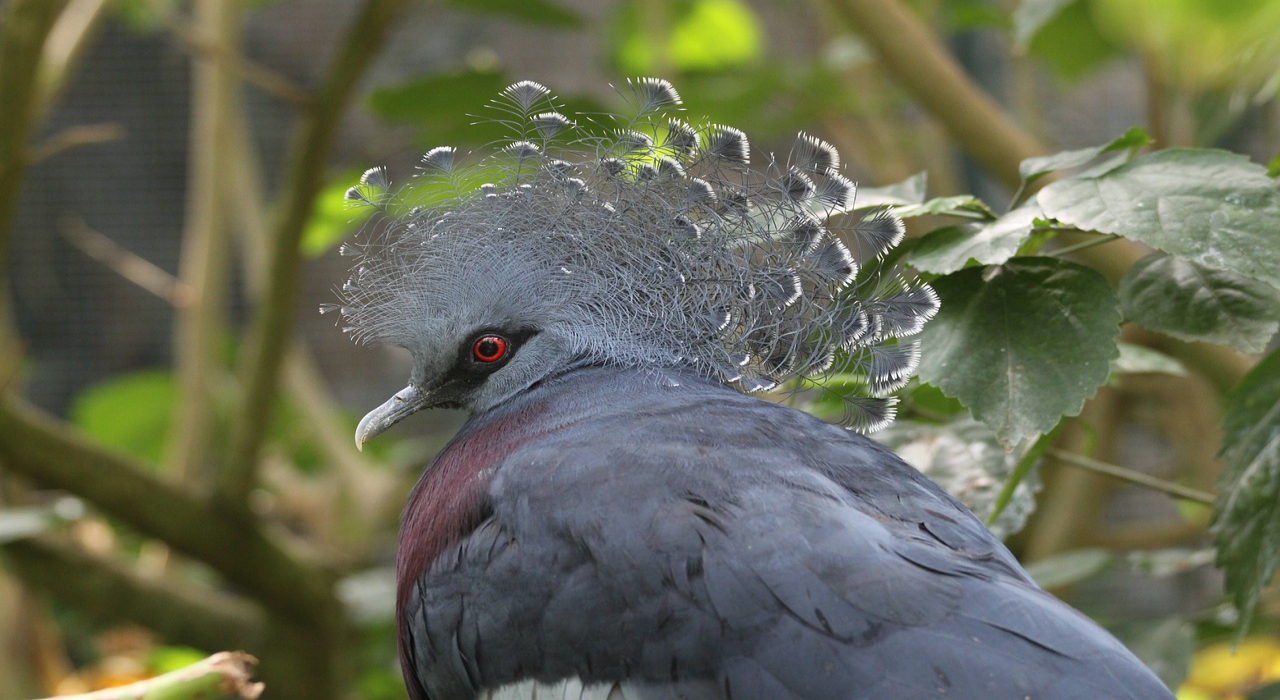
[397,403,533,606]
[394,365,723,601]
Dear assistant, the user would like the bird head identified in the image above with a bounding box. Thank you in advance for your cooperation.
[334,79,938,449]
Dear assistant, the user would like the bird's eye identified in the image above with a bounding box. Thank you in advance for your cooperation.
[472,335,508,363]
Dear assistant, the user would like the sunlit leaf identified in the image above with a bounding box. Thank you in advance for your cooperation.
[303,170,376,258]
[1111,342,1187,377]
[1039,149,1280,289]
[1093,0,1280,95]
[614,0,762,74]
[917,258,1121,445]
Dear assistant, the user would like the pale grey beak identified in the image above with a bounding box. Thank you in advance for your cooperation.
[355,385,429,451]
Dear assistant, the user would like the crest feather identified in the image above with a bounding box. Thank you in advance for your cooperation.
[334,78,937,431]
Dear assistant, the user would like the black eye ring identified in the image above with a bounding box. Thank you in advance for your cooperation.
[472,335,508,363]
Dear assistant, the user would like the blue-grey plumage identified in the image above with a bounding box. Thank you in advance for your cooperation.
[336,79,1173,700]
[397,367,1173,700]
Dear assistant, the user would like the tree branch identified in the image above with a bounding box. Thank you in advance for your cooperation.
[30,651,263,700]
[218,0,413,507]
[0,396,336,624]
[1046,448,1216,505]
[3,535,265,653]
[826,0,1041,186]
[0,0,68,274]
[165,0,238,488]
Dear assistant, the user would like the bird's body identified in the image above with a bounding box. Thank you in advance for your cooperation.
[336,79,1174,700]
[398,367,1170,700]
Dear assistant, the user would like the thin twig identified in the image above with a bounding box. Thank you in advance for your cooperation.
[34,0,113,120]
[1050,233,1123,258]
[1046,448,1216,505]
[60,218,192,306]
[27,122,122,164]
[825,0,1042,187]
[218,0,412,507]
[158,3,311,107]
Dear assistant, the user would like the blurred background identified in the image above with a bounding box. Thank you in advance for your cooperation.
[0,0,1277,698]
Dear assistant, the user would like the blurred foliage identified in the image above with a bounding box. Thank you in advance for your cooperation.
[69,371,177,467]
[3,0,1280,697]
[612,0,762,74]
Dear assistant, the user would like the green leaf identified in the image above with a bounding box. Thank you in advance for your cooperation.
[1119,253,1280,353]
[1039,148,1280,289]
[368,71,511,146]
[1213,348,1280,637]
[908,204,1042,274]
[893,195,993,220]
[906,382,967,418]
[444,0,583,28]
[1026,0,1123,81]
[69,370,176,466]
[988,427,1058,526]
[1269,153,1280,178]
[148,646,210,674]
[854,171,927,208]
[303,169,376,258]
[916,257,1122,444]
[1012,0,1077,49]
[1111,341,1187,377]
[614,0,762,74]
[1017,126,1151,185]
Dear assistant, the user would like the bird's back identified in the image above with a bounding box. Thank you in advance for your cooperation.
[399,367,1172,700]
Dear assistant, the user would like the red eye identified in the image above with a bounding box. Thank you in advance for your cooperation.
[472,335,508,363]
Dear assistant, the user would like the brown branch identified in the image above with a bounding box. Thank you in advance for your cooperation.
[0,396,338,624]
[218,0,413,507]
[27,122,123,165]
[3,535,265,653]
[160,5,311,107]
[826,0,1042,186]
[61,218,192,307]
[1046,448,1217,505]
